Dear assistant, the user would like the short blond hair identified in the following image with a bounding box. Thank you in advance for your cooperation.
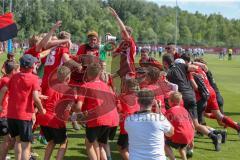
[169,91,182,104]
[57,66,71,82]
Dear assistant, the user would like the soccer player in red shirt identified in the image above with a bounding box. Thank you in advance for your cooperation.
[5,54,46,160]
[193,62,240,135]
[41,31,71,94]
[165,91,194,160]
[109,7,136,87]
[76,31,99,58]
[25,21,71,60]
[75,63,118,160]
[139,66,167,114]
[37,65,71,160]
[117,79,140,160]
[0,61,19,160]
[139,47,163,70]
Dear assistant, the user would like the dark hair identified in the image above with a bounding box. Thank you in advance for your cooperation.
[167,42,175,46]
[86,63,101,79]
[146,66,160,83]
[137,89,154,107]
[4,61,19,74]
[181,53,191,63]
[125,79,139,90]
[162,54,174,66]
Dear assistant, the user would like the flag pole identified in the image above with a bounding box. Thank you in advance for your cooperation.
[175,0,178,47]
[7,0,13,54]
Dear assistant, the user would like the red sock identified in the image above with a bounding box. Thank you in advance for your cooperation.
[207,113,217,119]
[222,116,240,131]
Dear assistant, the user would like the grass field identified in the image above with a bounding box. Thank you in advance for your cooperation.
[0,53,240,160]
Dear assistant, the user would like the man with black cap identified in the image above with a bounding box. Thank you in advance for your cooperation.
[4,54,46,160]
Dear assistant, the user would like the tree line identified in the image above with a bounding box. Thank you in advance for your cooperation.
[1,0,240,47]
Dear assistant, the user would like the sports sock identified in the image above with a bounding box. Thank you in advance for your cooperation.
[222,116,240,131]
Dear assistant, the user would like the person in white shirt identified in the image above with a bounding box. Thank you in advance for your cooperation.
[125,89,174,160]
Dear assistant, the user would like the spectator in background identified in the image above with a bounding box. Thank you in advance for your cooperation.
[228,48,233,60]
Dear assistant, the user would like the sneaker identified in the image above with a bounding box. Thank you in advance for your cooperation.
[72,121,80,131]
[212,134,222,151]
[5,155,11,160]
[221,130,227,144]
[213,130,227,144]
[40,136,48,145]
[237,123,240,138]
[186,149,193,158]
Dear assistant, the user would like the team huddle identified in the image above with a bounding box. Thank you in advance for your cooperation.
[0,7,239,160]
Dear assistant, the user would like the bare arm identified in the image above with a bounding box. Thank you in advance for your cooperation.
[62,53,71,63]
[0,86,8,112]
[193,62,208,72]
[33,91,46,114]
[190,79,198,91]
[36,21,62,52]
[165,126,174,137]
[45,39,69,49]
[108,7,130,40]
[187,64,199,72]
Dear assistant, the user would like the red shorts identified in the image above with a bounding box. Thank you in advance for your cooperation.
[205,92,219,113]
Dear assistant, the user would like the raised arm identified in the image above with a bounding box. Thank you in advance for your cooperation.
[36,21,62,52]
[108,7,130,40]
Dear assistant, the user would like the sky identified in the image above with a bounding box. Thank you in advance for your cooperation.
[147,0,240,19]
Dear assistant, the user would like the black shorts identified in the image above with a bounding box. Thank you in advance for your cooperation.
[7,118,33,142]
[109,127,117,140]
[41,126,67,144]
[165,139,187,149]
[183,99,198,119]
[0,118,8,136]
[117,134,128,150]
[86,126,110,144]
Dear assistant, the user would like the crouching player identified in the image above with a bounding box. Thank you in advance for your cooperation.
[0,61,19,160]
[5,54,46,160]
[37,65,71,160]
[165,91,194,160]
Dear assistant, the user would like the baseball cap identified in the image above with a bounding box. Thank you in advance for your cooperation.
[174,58,185,64]
[87,31,98,38]
[20,54,38,68]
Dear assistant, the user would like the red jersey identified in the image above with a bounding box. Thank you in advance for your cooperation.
[166,105,194,144]
[115,37,136,78]
[142,84,166,114]
[24,46,41,59]
[79,80,118,127]
[118,92,139,134]
[0,76,10,118]
[37,87,66,128]
[42,46,69,93]
[174,52,181,60]
[77,44,99,57]
[7,71,40,121]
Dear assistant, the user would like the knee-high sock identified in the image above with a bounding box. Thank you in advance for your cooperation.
[222,116,240,131]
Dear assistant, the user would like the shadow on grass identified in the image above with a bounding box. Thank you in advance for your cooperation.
[224,112,240,116]
[194,146,215,152]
